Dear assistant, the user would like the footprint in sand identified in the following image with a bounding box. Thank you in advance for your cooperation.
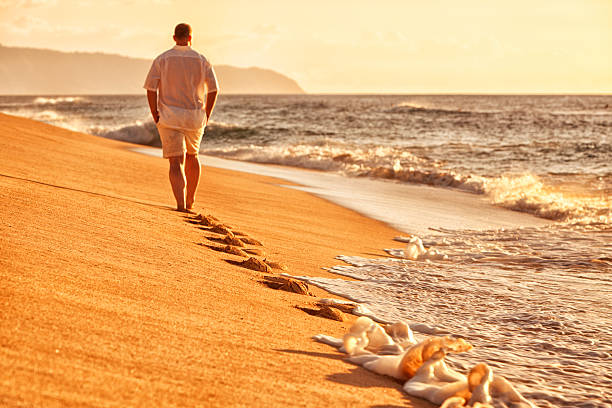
[314,300,358,315]
[199,243,249,258]
[264,260,288,271]
[190,215,272,278]
[245,248,266,257]
[209,224,234,236]
[297,305,346,321]
[239,257,271,272]
[190,214,263,248]
[224,235,246,247]
[223,245,248,257]
[240,236,263,246]
[193,213,219,226]
[261,275,312,296]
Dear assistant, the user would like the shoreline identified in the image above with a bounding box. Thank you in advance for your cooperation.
[132,146,551,235]
[0,113,434,407]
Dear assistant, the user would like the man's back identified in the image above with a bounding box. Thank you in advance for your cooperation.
[144,45,217,131]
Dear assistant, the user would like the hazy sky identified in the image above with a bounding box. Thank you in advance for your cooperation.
[0,0,610,93]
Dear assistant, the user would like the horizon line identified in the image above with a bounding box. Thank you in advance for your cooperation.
[1,92,611,97]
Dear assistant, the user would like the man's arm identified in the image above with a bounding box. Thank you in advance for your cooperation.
[147,90,159,123]
[205,90,218,124]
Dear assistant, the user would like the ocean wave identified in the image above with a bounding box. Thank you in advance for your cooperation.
[203,141,435,174]
[95,120,161,147]
[203,120,338,140]
[33,110,63,121]
[33,96,84,105]
[204,120,261,140]
[550,110,612,116]
[4,94,608,224]
[203,142,611,224]
[203,142,485,191]
[573,141,612,154]
[482,174,611,224]
[387,101,500,115]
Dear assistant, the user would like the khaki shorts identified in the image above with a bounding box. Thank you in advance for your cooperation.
[156,124,204,158]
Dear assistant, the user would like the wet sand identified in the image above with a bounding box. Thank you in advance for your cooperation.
[0,113,435,407]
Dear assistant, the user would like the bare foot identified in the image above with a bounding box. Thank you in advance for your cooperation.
[176,207,196,214]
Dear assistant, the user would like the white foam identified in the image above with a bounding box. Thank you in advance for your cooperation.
[315,318,535,407]
[402,236,449,261]
[204,142,431,175]
[299,227,612,408]
[33,110,62,121]
[202,143,609,224]
[482,174,611,224]
[33,96,83,105]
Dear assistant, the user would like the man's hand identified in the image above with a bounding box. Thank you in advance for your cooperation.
[205,90,218,125]
[146,90,159,124]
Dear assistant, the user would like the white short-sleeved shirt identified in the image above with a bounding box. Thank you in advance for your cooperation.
[143,45,218,132]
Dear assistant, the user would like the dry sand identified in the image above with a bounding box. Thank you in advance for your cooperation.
[0,113,434,407]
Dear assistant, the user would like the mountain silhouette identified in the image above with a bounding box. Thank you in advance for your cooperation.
[0,44,305,95]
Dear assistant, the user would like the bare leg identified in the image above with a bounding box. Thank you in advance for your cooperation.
[168,155,187,211]
[185,153,201,210]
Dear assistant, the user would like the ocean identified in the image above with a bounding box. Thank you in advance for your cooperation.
[1,94,611,407]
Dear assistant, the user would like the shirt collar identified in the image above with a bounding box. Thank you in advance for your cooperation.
[173,45,191,51]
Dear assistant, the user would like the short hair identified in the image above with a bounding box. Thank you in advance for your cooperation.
[174,23,192,39]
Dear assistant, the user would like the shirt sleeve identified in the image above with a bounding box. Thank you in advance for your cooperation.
[143,58,161,91]
[204,60,219,93]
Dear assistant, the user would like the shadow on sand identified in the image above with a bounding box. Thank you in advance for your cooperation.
[0,173,170,210]
[274,349,427,407]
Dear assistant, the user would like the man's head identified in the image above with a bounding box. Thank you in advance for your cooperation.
[173,23,192,46]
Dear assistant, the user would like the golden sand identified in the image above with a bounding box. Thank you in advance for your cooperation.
[0,113,432,407]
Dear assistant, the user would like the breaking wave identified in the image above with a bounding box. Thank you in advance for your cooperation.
[482,175,611,224]
[204,120,262,140]
[32,110,63,121]
[33,96,84,105]
[2,94,608,225]
[91,120,161,147]
[203,142,611,224]
[90,119,261,147]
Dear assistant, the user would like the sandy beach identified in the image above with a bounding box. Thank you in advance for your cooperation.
[0,113,438,407]
[1,3,608,405]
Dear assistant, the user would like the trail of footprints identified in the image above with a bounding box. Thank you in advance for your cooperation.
[185,213,537,407]
[186,213,344,320]
[190,213,272,269]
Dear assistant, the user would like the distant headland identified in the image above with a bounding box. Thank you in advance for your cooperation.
[0,44,305,95]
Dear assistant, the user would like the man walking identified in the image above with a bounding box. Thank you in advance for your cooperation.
[144,23,218,212]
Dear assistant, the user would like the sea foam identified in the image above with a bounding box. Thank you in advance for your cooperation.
[33,96,83,105]
[203,141,610,224]
[314,316,535,407]
[290,221,612,408]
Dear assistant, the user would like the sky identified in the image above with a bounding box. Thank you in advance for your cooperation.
[0,0,610,93]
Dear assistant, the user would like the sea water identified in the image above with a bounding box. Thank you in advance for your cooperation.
[1,94,609,223]
[1,94,611,407]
